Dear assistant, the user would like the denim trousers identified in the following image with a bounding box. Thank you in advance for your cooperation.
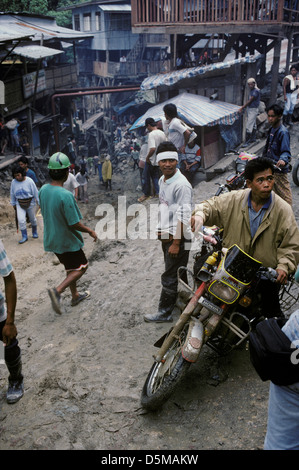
[283,93,297,115]
[264,381,299,450]
[143,162,160,196]
[16,205,37,231]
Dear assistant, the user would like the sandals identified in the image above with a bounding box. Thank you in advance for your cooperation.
[48,288,63,315]
[138,195,150,203]
[71,290,90,307]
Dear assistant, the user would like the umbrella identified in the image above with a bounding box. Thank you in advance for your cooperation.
[130,92,241,130]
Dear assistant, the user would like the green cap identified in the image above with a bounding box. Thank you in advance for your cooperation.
[48,152,70,170]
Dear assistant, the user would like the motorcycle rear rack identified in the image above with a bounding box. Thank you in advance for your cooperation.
[206,312,252,355]
[221,312,252,346]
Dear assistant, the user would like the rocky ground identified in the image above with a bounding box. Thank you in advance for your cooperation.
[0,124,298,452]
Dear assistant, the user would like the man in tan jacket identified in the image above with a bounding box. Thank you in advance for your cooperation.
[191,157,299,317]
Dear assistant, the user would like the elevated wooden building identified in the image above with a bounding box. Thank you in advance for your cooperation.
[131,0,299,105]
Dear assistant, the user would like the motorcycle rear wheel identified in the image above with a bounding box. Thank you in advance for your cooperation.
[141,324,191,411]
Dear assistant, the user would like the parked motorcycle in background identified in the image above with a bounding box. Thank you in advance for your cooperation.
[292,154,299,186]
[215,151,257,196]
[141,227,299,411]
[215,151,285,196]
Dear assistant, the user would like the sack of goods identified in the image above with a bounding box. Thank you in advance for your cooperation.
[5,119,18,130]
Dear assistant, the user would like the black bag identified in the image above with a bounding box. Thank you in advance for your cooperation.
[18,197,33,209]
[249,317,299,386]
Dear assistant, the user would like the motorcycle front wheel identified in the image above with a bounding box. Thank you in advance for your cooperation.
[141,324,191,411]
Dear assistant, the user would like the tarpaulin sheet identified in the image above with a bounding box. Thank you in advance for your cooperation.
[130,92,241,129]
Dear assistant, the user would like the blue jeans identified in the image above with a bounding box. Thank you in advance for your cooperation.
[98,163,103,182]
[264,381,299,450]
[143,162,159,196]
[283,93,297,115]
[16,205,37,231]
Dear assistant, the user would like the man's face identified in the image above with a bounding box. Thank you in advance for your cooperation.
[291,67,297,77]
[246,168,274,201]
[19,162,27,170]
[267,110,281,127]
[248,82,255,90]
[158,158,177,179]
[14,172,25,182]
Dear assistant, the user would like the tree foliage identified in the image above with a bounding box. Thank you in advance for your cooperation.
[0,0,86,27]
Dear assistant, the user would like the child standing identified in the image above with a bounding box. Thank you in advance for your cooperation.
[75,168,89,203]
[102,155,112,190]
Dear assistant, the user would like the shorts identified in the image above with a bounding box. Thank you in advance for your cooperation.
[54,249,88,272]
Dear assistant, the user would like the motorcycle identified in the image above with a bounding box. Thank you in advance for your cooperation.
[215,152,286,196]
[141,227,299,411]
[292,155,299,186]
[215,152,257,196]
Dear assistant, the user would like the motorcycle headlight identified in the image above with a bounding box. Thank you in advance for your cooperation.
[208,280,240,304]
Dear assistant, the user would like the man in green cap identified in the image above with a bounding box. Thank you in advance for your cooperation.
[39,152,97,314]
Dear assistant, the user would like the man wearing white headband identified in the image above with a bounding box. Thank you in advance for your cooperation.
[144,142,193,323]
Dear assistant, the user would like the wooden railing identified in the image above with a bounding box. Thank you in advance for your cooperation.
[131,0,298,25]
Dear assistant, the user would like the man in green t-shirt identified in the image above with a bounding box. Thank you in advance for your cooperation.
[39,152,97,315]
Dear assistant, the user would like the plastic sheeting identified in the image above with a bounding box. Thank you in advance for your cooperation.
[130,92,241,129]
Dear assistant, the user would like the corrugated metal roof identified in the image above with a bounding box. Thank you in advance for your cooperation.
[130,92,241,129]
[98,4,131,12]
[0,14,93,42]
[0,31,33,44]
[11,45,64,59]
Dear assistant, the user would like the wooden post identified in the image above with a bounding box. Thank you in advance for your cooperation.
[269,38,281,106]
[285,30,293,74]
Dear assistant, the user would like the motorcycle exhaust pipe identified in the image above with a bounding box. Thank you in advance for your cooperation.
[181,317,204,363]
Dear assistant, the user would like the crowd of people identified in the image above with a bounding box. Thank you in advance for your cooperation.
[1,81,299,450]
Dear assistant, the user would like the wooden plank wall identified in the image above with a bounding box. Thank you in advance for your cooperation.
[132,0,286,24]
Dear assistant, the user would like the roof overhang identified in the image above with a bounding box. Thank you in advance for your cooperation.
[0,32,33,45]
[10,45,64,60]
[98,4,131,12]
[130,92,241,129]
[0,14,94,42]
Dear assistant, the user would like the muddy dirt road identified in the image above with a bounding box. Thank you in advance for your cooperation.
[0,129,299,451]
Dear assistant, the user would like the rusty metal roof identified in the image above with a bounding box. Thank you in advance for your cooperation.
[0,14,93,42]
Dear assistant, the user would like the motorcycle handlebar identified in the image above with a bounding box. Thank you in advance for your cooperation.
[258,267,278,282]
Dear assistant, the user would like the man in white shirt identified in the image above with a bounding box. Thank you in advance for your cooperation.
[138,117,166,203]
[162,104,193,164]
[144,141,193,323]
[63,169,80,200]
[283,65,299,127]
